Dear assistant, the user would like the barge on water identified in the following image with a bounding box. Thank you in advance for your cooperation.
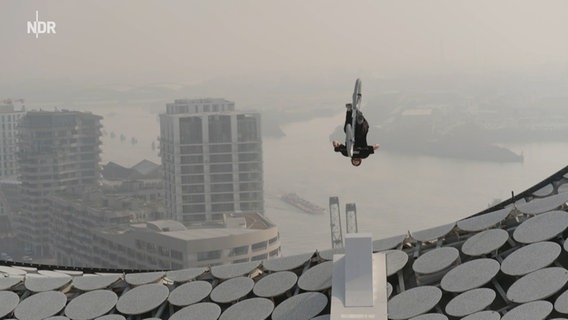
[280,193,326,215]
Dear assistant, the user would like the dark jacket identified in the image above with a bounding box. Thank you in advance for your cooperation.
[334,144,375,159]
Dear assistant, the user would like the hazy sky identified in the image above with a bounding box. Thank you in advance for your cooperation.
[2,1,568,86]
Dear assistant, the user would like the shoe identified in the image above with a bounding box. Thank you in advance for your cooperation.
[345,103,352,111]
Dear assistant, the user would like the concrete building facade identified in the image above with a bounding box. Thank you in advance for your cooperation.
[160,99,264,224]
[15,110,102,256]
[48,191,160,268]
[47,187,280,269]
[0,103,25,179]
[91,214,280,270]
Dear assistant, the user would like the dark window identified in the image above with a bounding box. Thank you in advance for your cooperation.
[211,203,234,212]
[179,117,202,144]
[252,241,267,251]
[208,115,231,143]
[237,114,258,142]
[229,245,248,257]
[197,250,221,261]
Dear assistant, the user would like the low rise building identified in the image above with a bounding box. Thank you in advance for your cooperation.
[91,213,280,270]
[48,190,280,269]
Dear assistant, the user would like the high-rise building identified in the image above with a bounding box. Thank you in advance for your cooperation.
[0,102,25,179]
[160,99,263,224]
[16,110,102,256]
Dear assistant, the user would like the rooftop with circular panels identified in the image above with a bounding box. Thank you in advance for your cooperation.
[2,164,568,319]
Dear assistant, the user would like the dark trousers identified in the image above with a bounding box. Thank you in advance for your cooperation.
[343,110,369,147]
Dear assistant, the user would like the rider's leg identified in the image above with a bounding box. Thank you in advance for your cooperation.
[343,109,353,133]
[354,117,369,147]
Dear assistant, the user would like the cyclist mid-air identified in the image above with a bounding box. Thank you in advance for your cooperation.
[332,79,380,167]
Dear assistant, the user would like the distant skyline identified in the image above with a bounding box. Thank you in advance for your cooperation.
[2,1,568,87]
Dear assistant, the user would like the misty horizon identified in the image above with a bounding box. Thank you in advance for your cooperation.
[3,1,568,87]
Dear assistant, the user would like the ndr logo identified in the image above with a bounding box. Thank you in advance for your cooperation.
[27,11,56,38]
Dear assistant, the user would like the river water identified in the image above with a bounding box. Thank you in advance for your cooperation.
[99,108,568,255]
[263,113,568,255]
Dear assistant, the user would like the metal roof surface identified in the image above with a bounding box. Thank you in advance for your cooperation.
[2,165,568,319]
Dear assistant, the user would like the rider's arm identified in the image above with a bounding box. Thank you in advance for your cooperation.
[356,146,376,158]
[332,140,349,157]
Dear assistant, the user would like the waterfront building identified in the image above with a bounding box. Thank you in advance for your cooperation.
[160,98,263,224]
[15,110,102,256]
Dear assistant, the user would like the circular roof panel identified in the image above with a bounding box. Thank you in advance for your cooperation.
[461,229,509,256]
[64,290,118,320]
[116,283,169,315]
[219,298,274,320]
[441,258,500,293]
[388,286,442,320]
[513,210,568,244]
[168,280,212,307]
[457,208,511,232]
[501,241,561,276]
[271,292,328,320]
[507,267,568,303]
[445,288,496,317]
